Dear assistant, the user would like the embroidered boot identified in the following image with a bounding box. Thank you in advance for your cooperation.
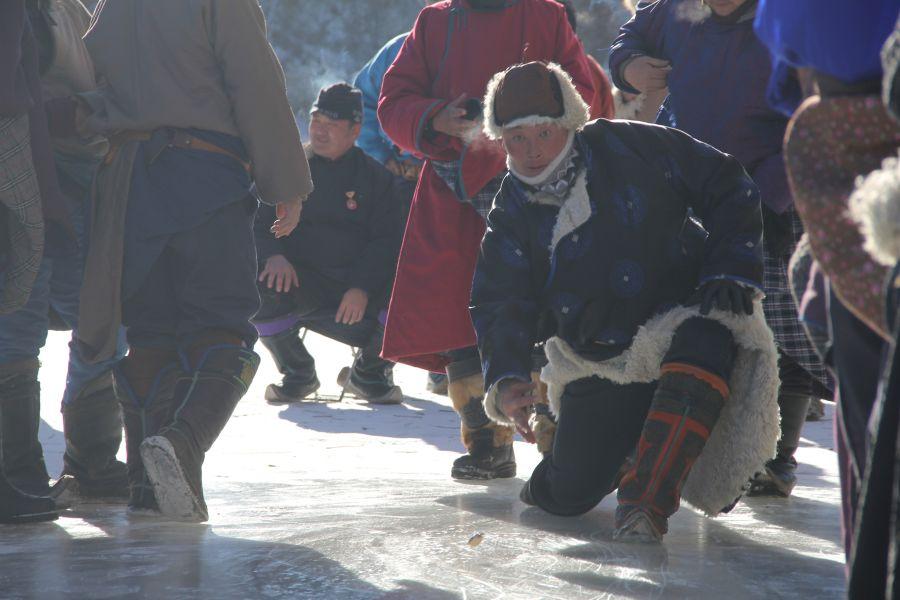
[140,344,259,522]
[114,360,183,513]
[614,365,727,542]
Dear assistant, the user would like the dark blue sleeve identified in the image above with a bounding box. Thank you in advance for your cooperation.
[651,126,764,290]
[609,0,672,94]
[471,186,539,390]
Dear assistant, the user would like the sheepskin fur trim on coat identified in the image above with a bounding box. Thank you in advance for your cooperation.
[483,62,590,140]
[850,152,900,267]
[612,87,645,121]
[529,303,780,516]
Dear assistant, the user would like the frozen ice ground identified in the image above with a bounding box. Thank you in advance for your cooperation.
[0,330,845,599]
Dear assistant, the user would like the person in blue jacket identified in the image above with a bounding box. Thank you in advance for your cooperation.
[471,61,778,542]
[354,32,450,395]
[609,0,829,498]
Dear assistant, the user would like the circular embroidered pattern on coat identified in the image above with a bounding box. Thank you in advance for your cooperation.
[610,259,645,298]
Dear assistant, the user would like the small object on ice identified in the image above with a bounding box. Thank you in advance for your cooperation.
[467,532,485,547]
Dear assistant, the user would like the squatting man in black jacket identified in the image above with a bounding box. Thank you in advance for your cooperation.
[253,83,405,404]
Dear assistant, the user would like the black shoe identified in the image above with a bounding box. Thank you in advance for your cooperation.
[0,470,57,524]
[337,367,402,404]
[264,377,321,404]
[451,444,516,480]
[747,455,797,497]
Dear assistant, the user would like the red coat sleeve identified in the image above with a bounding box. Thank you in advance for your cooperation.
[377,10,458,162]
[547,8,596,112]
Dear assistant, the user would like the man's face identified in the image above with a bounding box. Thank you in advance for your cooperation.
[704,0,748,17]
[501,123,570,178]
[308,112,360,160]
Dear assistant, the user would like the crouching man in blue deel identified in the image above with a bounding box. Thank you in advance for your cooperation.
[471,61,781,543]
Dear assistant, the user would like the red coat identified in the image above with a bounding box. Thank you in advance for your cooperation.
[377,0,595,371]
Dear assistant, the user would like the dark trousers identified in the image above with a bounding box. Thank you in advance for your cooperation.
[255,265,392,382]
[123,199,260,350]
[531,317,735,515]
[534,377,655,513]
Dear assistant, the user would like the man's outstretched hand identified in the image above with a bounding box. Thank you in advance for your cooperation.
[271,198,302,238]
[497,379,538,443]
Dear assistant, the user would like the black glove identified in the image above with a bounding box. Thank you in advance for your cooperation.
[687,280,754,316]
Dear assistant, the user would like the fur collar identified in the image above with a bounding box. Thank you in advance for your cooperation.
[850,152,900,267]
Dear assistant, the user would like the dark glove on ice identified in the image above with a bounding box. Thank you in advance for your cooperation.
[687,280,754,316]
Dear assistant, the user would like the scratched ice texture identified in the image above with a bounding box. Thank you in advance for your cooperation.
[0,329,845,599]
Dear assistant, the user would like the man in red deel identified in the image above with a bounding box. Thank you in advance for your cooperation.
[378,0,596,480]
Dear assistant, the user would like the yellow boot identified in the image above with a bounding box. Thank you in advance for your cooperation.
[447,373,516,480]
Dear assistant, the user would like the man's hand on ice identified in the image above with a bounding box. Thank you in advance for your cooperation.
[336,288,368,325]
[259,254,299,293]
[271,198,302,238]
[497,379,538,444]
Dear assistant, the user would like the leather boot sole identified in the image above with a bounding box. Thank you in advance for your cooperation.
[450,462,516,480]
[140,436,208,522]
[264,381,321,404]
[0,508,58,525]
[613,509,665,544]
[337,367,403,404]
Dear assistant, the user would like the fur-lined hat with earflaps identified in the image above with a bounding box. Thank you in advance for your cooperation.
[482,61,590,140]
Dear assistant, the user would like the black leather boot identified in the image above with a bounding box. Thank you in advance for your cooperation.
[339,325,402,404]
[0,360,50,496]
[51,372,129,504]
[140,345,259,522]
[0,467,57,524]
[260,328,319,403]
[115,362,183,513]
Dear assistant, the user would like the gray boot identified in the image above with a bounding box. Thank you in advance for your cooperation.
[0,360,50,496]
[140,345,259,522]
[51,372,129,504]
[748,392,810,497]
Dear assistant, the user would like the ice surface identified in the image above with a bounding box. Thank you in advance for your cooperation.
[0,330,845,599]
